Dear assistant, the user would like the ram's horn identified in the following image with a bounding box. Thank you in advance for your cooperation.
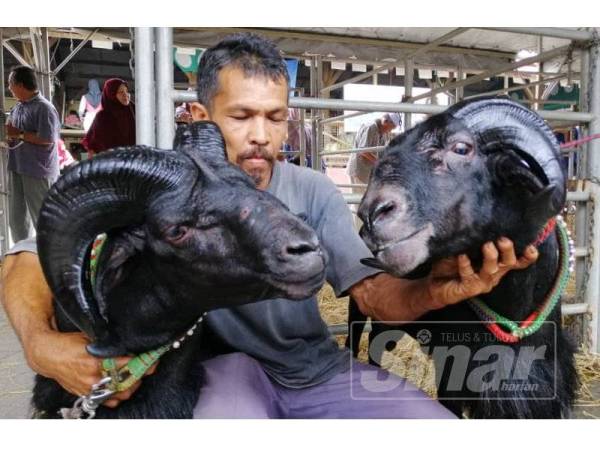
[448,96,566,216]
[37,147,193,357]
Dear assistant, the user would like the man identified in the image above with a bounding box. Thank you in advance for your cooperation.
[346,113,400,227]
[0,34,538,418]
[346,112,400,188]
[4,66,60,242]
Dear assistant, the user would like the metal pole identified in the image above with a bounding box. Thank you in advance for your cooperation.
[155,27,174,150]
[585,31,600,351]
[320,28,469,94]
[134,28,155,147]
[575,49,589,303]
[465,75,566,101]
[0,30,5,114]
[579,49,590,181]
[535,37,543,111]
[2,41,30,67]
[321,145,385,156]
[183,27,512,59]
[28,28,51,100]
[404,58,413,129]
[324,44,570,126]
[299,107,306,167]
[52,28,98,76]
[478,27,594,41]
[312,56,319,170]
[456,66,464,102]
[409,44,573,104]
[40,28,51,101]
[0,29,10,256]
[315,56,323,172]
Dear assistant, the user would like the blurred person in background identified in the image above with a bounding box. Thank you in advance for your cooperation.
[82,78,135,158]
[78,79,102,132]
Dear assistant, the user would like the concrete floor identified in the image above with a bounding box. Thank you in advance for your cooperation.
[0,305,34,419]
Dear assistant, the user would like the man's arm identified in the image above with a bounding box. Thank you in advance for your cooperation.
[0,252,141,406]
[356,124,378,164]
[5,124,54,145]
[350,238,539,322]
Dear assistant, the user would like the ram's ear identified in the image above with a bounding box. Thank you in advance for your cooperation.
[93,227,146,313]
[488,149,561,221]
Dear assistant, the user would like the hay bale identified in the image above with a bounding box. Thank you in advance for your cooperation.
[318,283,600,406]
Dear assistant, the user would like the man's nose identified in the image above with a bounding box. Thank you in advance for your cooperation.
[250,118,269,145]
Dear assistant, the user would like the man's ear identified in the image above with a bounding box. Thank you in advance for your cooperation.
[190,102,210,121]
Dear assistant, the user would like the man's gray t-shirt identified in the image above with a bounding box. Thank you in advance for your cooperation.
[4,162,379,389]
[205,162,379,388]
[8,93,60,180]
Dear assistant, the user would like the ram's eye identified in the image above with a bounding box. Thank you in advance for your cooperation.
[164,225,189,243]
[451,142,473,156]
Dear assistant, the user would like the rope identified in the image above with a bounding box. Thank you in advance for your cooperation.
[560,133,600,150]
[467,216,573,343]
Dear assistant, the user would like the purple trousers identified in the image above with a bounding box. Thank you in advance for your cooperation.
[193,353,456,419]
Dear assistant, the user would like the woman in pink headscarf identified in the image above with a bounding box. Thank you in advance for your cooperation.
[82,78,135,157]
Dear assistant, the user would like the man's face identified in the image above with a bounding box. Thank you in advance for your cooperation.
[381,117,396,134]
[8,73,29,101]
[195,66,288,190]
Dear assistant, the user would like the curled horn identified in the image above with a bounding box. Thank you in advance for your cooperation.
[448,96,566,216]
[175,121,228,163]
[37,147,192,357]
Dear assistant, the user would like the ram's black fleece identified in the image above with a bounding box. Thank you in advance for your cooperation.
[354,97,577,419]
[33,121,327,419]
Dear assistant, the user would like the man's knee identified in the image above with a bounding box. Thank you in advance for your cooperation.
[193,353,281,419]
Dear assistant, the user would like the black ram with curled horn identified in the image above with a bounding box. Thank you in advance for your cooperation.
[33,121,327,419]
[355,97,577,419]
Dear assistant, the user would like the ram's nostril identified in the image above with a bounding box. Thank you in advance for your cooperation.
[286,241,317,256]
[371,200,396,224]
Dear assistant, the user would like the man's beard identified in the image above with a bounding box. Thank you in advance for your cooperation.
[237,146,275,187]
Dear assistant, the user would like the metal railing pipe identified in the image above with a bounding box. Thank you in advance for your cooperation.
[561,303,590,316]
[134,28,155,147]
[320,145,385,156]
[155,27,174,150]
[567,191,591,202]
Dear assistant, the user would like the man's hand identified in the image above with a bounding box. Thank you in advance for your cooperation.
[5,123,21,137]
[359,151,377,164]
[1,251,155,409]
[425,238,539,310]
[25,329,155,408]
[351,238,538,322]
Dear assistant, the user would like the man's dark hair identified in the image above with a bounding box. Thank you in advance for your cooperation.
[9,65,39,91]
[196,33,289,108]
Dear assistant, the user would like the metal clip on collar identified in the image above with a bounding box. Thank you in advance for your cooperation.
[71,376,115,419]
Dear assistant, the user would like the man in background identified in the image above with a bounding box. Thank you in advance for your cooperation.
[4,66,60,241]
[346,113,401,225]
